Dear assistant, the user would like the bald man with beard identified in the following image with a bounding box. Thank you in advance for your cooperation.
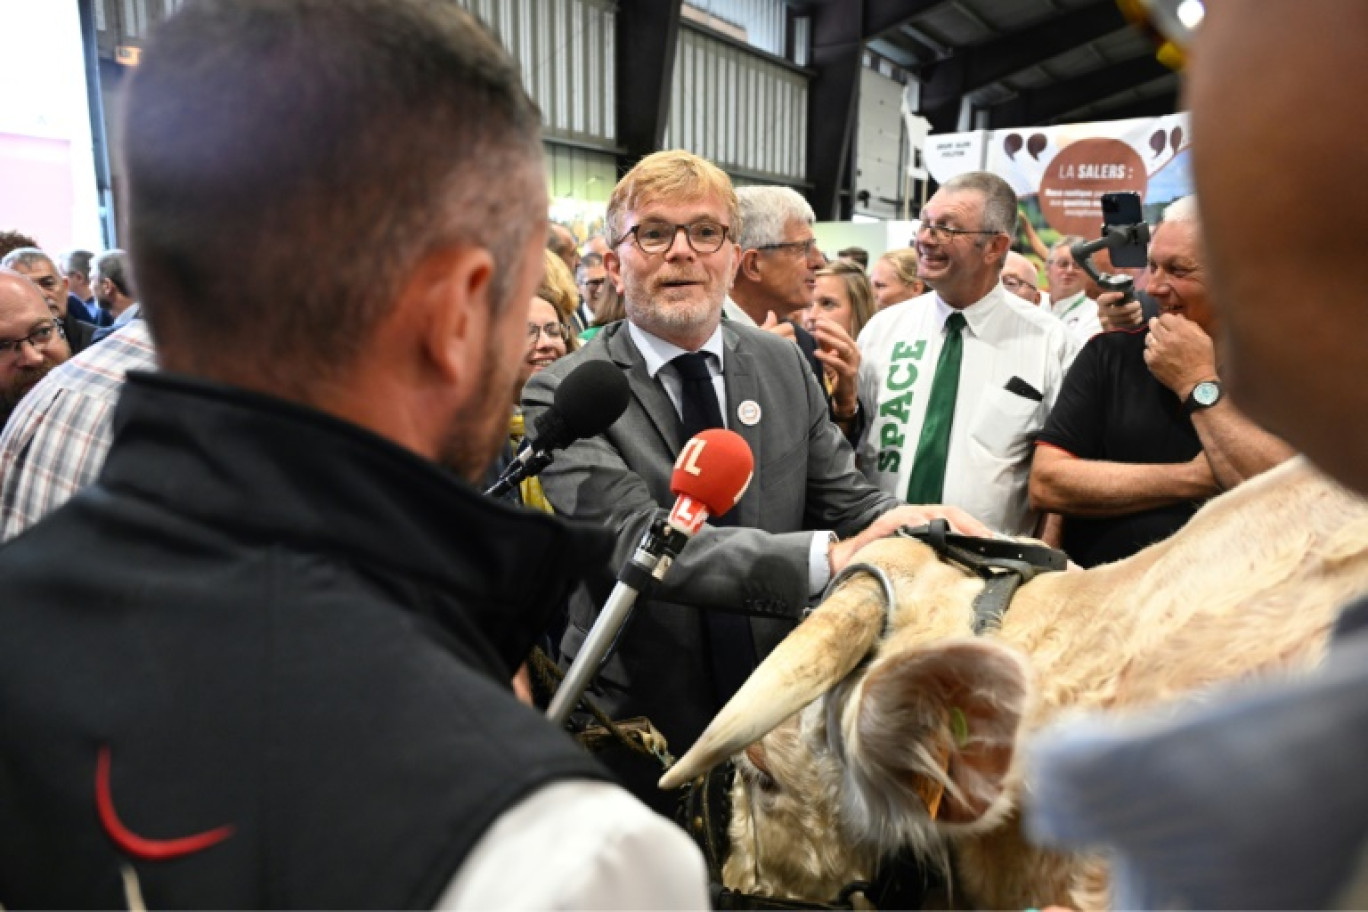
[0,269,71,428]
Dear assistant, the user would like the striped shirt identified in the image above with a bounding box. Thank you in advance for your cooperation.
[0,319,157,542]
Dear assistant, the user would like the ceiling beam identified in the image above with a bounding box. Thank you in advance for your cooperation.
[987,54,1171,128]
[614,0,682,174]
[919,0,1128,131]
[1052,86,1181,125]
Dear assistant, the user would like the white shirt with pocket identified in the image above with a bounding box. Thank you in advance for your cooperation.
[856,285,1078,535]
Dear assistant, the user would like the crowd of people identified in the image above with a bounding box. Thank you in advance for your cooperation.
[0,0,1364,907]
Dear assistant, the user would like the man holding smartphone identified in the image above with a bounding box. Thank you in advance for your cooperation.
[1030,196,1293,567]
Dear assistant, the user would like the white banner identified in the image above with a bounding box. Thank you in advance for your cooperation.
[925,114,1192,235]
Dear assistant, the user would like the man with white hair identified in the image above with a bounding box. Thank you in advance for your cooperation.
[0,269,73,429]
[1030,195,1293,567]
[1026,4,1368,906]
[726,184,863,434]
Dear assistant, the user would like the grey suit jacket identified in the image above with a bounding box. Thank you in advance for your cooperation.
[523,319,898,773]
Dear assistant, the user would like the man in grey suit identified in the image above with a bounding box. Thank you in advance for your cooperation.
[524,149,987,813]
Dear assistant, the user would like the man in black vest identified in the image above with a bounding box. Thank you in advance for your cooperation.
[0,1,707,907]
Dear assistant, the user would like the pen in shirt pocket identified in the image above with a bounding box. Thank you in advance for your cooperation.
[1004,375,1044,401]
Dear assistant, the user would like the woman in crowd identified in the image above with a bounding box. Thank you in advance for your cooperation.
[868,247,926,310]
[804,258,876,342]
[578,278,625,343]
[507,251,579,511]
[804,259,875,446]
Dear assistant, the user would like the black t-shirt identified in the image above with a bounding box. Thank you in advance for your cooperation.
[1037,328,1203,567]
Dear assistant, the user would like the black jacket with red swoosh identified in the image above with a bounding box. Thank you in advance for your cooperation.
[0,372,613,908]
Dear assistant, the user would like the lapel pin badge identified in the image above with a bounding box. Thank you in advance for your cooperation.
[737,400,762,426]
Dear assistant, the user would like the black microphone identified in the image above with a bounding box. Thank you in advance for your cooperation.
[485,360,630,498]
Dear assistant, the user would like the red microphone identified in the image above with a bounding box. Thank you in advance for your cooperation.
[668,428,755,535]
[547,428,755,726]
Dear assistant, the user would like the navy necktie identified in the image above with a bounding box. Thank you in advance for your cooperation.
[670,352,755,707]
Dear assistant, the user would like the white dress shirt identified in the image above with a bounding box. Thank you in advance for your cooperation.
[627,320,835,595]
[856,286,1078,535]
[721,296,756,327]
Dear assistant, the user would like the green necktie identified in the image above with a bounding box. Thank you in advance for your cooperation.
[906,311,966,503]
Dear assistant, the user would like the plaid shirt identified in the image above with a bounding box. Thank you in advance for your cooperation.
[0,319,156,542]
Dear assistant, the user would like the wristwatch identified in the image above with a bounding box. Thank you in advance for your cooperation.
[1183,379,1223,415]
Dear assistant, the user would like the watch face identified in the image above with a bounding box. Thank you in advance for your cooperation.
[1193,381,1221,406]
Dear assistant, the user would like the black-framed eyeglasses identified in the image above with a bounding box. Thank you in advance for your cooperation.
[614,219,730,255]
[916,221,1002,243]
[755,238,820,258]
[527,321,568,341]
[0,320,64,361]
[1002,274,1038,293]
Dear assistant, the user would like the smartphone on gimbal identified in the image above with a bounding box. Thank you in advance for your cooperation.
[1100,191,1147,267]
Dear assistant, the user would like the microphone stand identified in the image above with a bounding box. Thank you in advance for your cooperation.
[545,517,691,727]
[484,448,555,498]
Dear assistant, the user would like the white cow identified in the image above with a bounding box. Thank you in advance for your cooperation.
[660,458,1368,909]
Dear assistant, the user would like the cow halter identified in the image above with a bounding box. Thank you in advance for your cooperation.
[898,519,1067,632]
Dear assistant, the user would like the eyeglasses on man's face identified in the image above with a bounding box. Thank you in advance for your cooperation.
[915,220,1001,244]
[1002,274,1038,293]
[615,219,730,255]
[755,237,820,258]
[0,321,64,363]
[527,321,568,341]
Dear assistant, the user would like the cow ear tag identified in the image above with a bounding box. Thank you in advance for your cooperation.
[950,707,970,747]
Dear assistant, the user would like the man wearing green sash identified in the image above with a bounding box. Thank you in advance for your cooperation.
[856,171,1078,536]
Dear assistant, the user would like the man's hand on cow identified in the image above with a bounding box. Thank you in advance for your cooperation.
[759,310,797,342]
[829,504,994,574]
[1097,291,1144,332]
[808,317,861,419]
[1144,313,1217,399]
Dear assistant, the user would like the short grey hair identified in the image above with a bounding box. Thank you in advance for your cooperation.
[0,247,56,273]
[1162,195,1201,228]
[61,249,94,278]
[94,249,132,298]
[1049,235,1086,259]
[938,171,1018,236]
[736,186,815,251]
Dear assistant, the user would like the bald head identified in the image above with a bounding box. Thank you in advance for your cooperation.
[1002,251,1041,304]
[0,268,71,424]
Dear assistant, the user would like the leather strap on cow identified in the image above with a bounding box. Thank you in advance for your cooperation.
[898,520,1067,633]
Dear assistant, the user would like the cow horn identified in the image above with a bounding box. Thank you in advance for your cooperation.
[658,571,888,790]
